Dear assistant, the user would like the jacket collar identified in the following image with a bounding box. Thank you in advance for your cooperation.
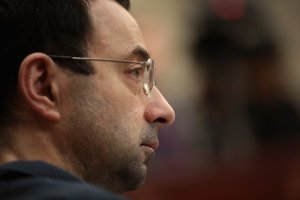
[0,160,81,182]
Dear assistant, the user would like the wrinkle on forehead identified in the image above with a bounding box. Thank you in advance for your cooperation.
[88,0,145,58]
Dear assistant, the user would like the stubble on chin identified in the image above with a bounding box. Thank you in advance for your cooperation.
[104,125,159,192]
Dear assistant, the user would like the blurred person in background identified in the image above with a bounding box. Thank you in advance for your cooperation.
[188,0,300,199]
[191,0,300,164]
[245,42,300,147]
[0,0,175,199]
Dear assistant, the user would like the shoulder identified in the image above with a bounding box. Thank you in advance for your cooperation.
[34,178,127,200]
[0,161,128,200]
[1,174,127,200]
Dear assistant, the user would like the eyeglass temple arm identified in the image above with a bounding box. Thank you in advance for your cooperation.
[49,55,144,65]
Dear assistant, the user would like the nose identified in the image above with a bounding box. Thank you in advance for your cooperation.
[144,87,175,128]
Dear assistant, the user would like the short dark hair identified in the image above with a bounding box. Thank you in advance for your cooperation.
[0,0,130,127]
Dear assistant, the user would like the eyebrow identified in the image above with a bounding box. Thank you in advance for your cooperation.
[130,46,151,61]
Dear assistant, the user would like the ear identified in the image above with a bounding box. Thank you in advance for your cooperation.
[18,53,61,122]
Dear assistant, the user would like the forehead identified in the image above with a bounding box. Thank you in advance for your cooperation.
[88,0,146,59]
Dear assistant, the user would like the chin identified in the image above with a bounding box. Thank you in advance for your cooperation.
[124,178,147,192]
[99,161,147,193]
[112,176,147,193]
[122,165,148,192]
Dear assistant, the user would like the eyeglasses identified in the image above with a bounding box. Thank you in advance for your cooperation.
[49,55,156,98]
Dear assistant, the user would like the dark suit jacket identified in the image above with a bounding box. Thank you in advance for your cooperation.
[0,160,128,200]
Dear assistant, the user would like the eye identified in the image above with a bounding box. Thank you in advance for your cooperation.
[130,67,144,80]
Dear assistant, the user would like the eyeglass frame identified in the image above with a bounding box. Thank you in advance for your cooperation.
[48,55,156,98]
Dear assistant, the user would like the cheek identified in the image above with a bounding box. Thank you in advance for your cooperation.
[89,74,147,147]
[112,106,144,143]
[98,81,145,131]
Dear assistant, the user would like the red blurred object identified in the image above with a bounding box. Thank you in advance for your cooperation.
[209,0,246,20]
[124,142,300,200]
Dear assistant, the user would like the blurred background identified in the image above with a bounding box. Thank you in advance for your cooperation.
[125,0,300,199]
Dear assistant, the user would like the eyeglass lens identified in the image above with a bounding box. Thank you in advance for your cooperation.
[143,59,155,97]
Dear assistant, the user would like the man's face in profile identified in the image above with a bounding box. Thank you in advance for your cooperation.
[57,0,175,193]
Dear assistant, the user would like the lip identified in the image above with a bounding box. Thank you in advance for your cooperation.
[142,140,159,151]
